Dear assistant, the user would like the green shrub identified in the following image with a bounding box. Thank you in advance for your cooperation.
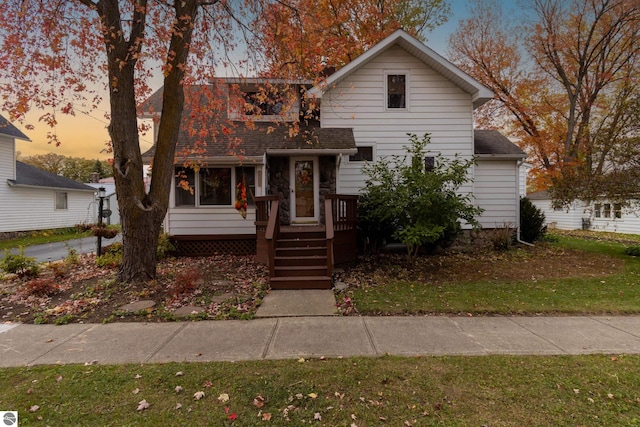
[520,197,546,243]
[157,233,175,259]
[0,247,39,277]
[625,246,640,257]
[96,243,123,268]
[358,133,482,258]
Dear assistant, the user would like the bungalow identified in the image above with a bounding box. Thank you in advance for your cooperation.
[142,29,526,288]
[0,114,97,234]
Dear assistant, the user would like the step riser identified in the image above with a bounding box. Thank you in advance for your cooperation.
[277,239,326,248]
[279,232,325,240]
[275,257,327,267]
[276,248,326,257]
[274,268,328,277]
[270,278,332,290]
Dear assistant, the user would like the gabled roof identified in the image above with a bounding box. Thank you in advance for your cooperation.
[474,130,526,159]
[0,114,31,141]
[8,161,96,192]
[307,29,494,109]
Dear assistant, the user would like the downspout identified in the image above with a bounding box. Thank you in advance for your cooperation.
[515,159,534,247]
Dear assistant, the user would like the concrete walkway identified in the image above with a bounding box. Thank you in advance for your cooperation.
[2,315,640,367]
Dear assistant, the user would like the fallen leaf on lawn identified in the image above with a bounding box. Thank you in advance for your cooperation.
[175,386,183,393]
[218,393,230,402]
[308,393,318,399]
[132,388,140,394]
[203,380,212,388]
[137,400,150,411]
[351,414,357,420]
[176,371,184,376]
[588,397,595,403]
[253,395,265,408]
[176,403,183,410]
[29,405,40,412]
[298,358,305,363]
[227,412,237,421]
[314,412,322,420]
[193,391,205,400]
[56,375,63,382]
[135,374,142,379]
[262,412,272,421]
[608,393,614,399]
[573,389,580,394]
[335,392,345,399]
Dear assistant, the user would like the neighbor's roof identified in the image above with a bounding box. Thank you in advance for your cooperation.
[0,114,30,141]
[474,130,526,159]
[8,161,96,192]
[307,29,494,109]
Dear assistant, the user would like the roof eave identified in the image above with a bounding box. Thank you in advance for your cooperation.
[266,148,357,155]
[7,181,97,192]
[476,154,527,160]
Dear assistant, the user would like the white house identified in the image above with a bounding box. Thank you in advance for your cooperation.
[0,114,97,233]
[141,30,526,287]
[529,191,640,235]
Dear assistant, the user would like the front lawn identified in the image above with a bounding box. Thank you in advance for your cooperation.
[337,232,640,316]
[1,355,639,426]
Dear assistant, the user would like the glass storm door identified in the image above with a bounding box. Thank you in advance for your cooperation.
[290,158,319,223]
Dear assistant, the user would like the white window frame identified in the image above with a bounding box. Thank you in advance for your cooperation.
[348,145,375,163]
[173,166,256,208]
[384,70,409,111]
[55,192,68,210]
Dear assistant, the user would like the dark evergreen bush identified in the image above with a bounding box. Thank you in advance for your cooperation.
[520,197,546,243]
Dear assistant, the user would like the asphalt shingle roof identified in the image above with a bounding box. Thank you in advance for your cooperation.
[0,114,30,141]
[9,161,96,192]
[474,129,526,157]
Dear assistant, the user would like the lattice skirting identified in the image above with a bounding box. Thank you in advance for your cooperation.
[170,236,256,257]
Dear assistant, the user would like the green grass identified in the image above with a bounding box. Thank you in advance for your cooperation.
[1,355,639,426]
[351,233,640,316]
[0,227,91,251]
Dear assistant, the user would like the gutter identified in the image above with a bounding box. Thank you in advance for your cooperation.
[515,159,534,247]
[6,181,96,193]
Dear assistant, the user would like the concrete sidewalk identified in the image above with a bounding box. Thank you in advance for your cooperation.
[2,315,640,367]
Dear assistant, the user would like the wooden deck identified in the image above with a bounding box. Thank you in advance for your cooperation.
[255,194,357,289]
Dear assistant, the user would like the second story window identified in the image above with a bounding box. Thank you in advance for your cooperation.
[244,91,284,116]
[387,74,406,109]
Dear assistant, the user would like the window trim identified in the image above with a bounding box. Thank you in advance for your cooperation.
[385,71,409,111]
[173,166,256,208]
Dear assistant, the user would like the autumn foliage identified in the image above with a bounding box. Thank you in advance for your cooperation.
[449,0,640,205]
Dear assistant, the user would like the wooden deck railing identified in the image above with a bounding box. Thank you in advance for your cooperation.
[325,194,358,265]
[255,195,280,269]
[324,198,335,277]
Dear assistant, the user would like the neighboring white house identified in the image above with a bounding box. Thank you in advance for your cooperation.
[528,190,640,235]
[141,29,526,252]
[0,114,97,233]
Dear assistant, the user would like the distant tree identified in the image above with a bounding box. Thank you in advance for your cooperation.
[21,153,113,183]
[449,0,640,206]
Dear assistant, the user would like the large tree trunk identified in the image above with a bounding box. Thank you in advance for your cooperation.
[97,0,199,283]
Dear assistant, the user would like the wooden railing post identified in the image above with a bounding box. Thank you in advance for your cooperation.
[324,197,334,277]
[254,195,280,267]
[325,194,358,265]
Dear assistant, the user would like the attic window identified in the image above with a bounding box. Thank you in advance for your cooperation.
[244,91,284,116]
[387,74,406,109]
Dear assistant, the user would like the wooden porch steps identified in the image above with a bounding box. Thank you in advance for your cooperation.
[270,228,332,290]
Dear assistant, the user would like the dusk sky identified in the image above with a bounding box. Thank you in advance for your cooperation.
[11,0,519,161]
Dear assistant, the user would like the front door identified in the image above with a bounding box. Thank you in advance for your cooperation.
[290,157,319,223]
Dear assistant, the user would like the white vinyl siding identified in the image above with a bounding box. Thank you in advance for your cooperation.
[474,160,520,228]
[0,186,94,232]
[325,45,474,196]
[531,197,640,235]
